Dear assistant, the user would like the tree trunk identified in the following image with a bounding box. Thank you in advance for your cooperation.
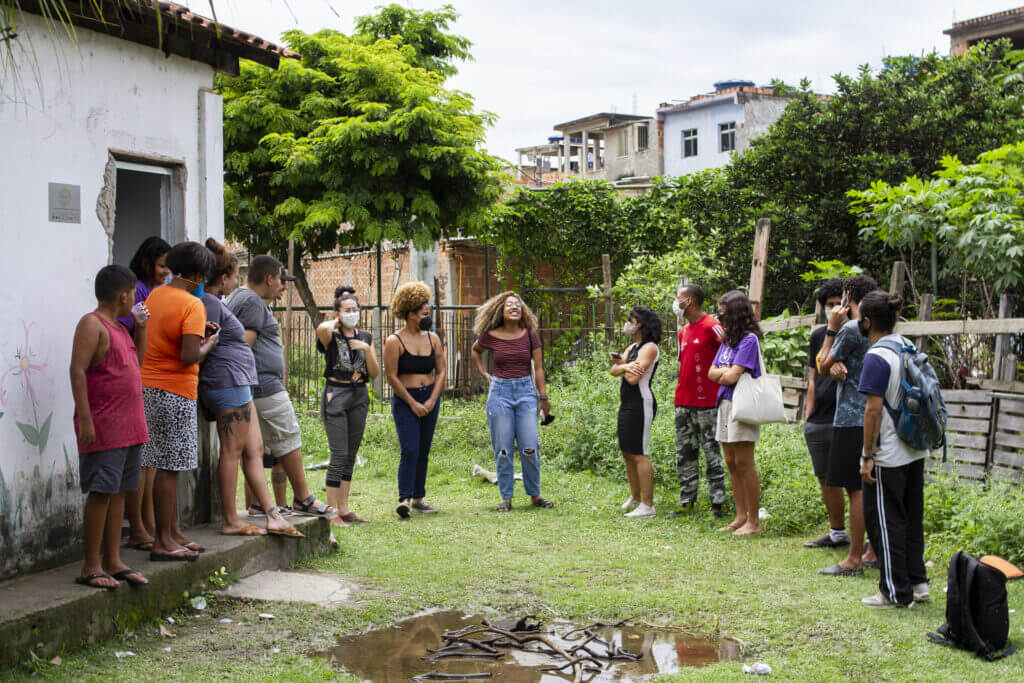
[289,251,325,326]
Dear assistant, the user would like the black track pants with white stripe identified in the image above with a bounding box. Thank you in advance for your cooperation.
[863,458,927,606]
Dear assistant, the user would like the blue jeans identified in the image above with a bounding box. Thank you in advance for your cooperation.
[392,384,440,501]
[486,376,540,500]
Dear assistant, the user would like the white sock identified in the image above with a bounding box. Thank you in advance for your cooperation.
[830,528,849,542]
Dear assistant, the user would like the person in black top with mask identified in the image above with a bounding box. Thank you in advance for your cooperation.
[382,282,447,519]
[316,286,380,528]
[802,279,849,550]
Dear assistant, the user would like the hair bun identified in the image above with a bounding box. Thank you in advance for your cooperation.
[205,237,225,255]
[335,285,356,299]
[888,294,904,311]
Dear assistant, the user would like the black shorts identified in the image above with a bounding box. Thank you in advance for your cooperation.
[618,398,657,455]
[79,444,143,495]
[827,426,863,491]
[803,421,833,479]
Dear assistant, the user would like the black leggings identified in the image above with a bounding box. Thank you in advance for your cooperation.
[320,382,370,487]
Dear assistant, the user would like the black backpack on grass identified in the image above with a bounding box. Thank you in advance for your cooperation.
[928,551,1017,661]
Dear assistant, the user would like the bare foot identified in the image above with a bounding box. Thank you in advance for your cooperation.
[150,541,198,559]
[79,565,118,589]
[719,518,746,532]
[838,558,862,570]
[104,561,148,585]
[733,523,762,536]
[327,514,349,528]
[220,522,266,536]
[171,530,205,553]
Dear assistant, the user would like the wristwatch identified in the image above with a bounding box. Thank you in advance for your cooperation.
[825,329,838,337]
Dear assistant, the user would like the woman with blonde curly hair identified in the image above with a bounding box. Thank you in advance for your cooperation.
[383,281,447,518]
[471,291,554,512]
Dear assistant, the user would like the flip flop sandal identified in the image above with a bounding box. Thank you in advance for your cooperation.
[531,497,555,509]
[183,542,206,553]
[817,563,864,577]
[268,525,304,539]
[150,549,199,562]
[247,504,267,518]
[340,512,368,523]
[112,569,148,586]
[495,501,512,512]
[222,525,266,537]
[292,495,335,517]
[124,541,154,551]
[76,573,119,590]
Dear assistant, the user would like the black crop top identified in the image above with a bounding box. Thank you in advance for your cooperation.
[317,329,372,383]
[394,334,436,375]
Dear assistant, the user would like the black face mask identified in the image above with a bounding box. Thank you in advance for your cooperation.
[858,319,871,338]
[419,317,433,332]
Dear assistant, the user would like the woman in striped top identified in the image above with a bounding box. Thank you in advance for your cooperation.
[471,292,554,512]
[610,306,662,518]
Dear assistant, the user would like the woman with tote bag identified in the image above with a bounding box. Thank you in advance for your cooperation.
[708,290,766,537]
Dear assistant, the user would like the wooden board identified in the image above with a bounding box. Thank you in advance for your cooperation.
[775,375,809,390]
[761,314,817,333]
[945,403,992,419]
[995,413,1024,432]
[992,448,1024,468]
[894,318,1024,335]
[946,417,991,434]
[998,398,1024,416]
[941,389,991,404]
[947,447,988,464]
[927,461,987,480]
[947,432,987,450]
[995,431,1024,450]
[990,466,1024,482]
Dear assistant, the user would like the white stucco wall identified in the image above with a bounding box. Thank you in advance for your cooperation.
[661,99,744,177]
[0,14,223,578]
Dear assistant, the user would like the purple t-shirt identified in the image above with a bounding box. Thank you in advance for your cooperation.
[116,280,154,334]
[199,293,258,391]
[712,333,762,404]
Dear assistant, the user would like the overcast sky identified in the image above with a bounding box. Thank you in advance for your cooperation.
[198,0,1017,161]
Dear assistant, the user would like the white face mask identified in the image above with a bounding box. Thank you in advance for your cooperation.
[824,306,835,319]
[672,300,683,316]
[340,312,360,328]
[623,322,638,336]
[164,272,174,286]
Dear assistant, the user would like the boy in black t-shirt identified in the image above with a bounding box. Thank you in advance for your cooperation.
[802,280,848,549]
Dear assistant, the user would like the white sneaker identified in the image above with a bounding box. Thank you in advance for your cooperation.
[625,503,656,518]
[621,497,640,512]
[861,592,913,609]
[913,583,931,602]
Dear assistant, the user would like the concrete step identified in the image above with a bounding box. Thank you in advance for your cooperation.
[0,514,334,670]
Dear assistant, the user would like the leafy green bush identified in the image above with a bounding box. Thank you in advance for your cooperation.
[754,424,825,534]
[923,475,1024,566]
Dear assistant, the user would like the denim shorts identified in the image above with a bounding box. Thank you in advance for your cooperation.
[200,384,253,411]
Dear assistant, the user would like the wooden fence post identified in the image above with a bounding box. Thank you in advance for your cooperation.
[372,306,384,398]
[602,253,613,336]
[993,293,1016,381]
[284,238,295,385]
[748,218,771,320]
[916,293,934,354]
[888,261,906,297]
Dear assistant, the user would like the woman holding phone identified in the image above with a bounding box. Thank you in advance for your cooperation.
[471,291,554,512]
[610,306,661,518]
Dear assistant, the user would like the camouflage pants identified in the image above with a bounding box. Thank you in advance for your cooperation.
[674,406,725,505]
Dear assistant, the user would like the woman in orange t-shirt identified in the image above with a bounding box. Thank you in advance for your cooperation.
[140,242,219,562]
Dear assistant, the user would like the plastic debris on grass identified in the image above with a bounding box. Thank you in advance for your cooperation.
[114,651,135,659]
[159,625,175,638]
[220,618,233,624]
[258,613,275,620]
[191,596,207,610]
[743,662,772,675]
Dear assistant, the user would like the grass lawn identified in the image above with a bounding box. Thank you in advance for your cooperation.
[5,401,1023,681]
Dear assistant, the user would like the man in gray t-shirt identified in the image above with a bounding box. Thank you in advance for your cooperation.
[226,255,334,519]
[226,287,286,399]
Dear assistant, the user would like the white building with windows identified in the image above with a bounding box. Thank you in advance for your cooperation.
[657,81,796,177]
[0,2,293,580]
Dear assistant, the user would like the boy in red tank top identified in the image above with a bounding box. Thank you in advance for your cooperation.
[69,266,151,589]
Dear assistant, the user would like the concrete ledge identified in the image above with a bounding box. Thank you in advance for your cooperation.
[0,515,333,670]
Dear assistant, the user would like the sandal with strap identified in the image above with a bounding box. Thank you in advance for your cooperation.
[112,569,148,586]
[531,497,555,509]
[76,573,119,590]
[222,525,266,537]
[292,495,336,517]
[495,500,512,512]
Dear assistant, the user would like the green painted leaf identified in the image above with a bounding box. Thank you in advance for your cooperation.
[16,422,40,447]
[38,414,52,454]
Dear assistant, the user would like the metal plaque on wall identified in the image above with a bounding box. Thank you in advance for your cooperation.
[48,182,81,223]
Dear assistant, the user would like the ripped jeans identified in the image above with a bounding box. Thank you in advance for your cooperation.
[486,376,540,500]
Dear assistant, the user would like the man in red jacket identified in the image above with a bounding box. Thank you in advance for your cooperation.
[666,284,726,518]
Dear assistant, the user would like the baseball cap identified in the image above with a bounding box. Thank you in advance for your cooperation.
[280,268,296,282]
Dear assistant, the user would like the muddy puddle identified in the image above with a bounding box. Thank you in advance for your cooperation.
[315,610,741,682]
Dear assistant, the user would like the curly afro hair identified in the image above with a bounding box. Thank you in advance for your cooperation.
[391,281,431,320]
[628,305,662,345]
[717,290,762,347]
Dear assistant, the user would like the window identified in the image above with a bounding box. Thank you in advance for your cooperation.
[637,124,649,151]
[719,121,736,153]
[681,128,698,158]
[617,129,629,157]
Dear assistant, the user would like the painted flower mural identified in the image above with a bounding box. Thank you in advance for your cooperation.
[1,321,53,455]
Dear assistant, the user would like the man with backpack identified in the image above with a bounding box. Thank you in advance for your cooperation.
[856,290,939,608]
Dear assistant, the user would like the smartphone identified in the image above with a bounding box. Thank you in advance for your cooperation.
[840,291,849,308]
[541,413,556,426]
[609,352,622,361]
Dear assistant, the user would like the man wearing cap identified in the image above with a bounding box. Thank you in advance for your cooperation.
[226,255,334,518]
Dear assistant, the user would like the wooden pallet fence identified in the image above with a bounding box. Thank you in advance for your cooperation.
[936,389,991,481]
[991,393,1024,483]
